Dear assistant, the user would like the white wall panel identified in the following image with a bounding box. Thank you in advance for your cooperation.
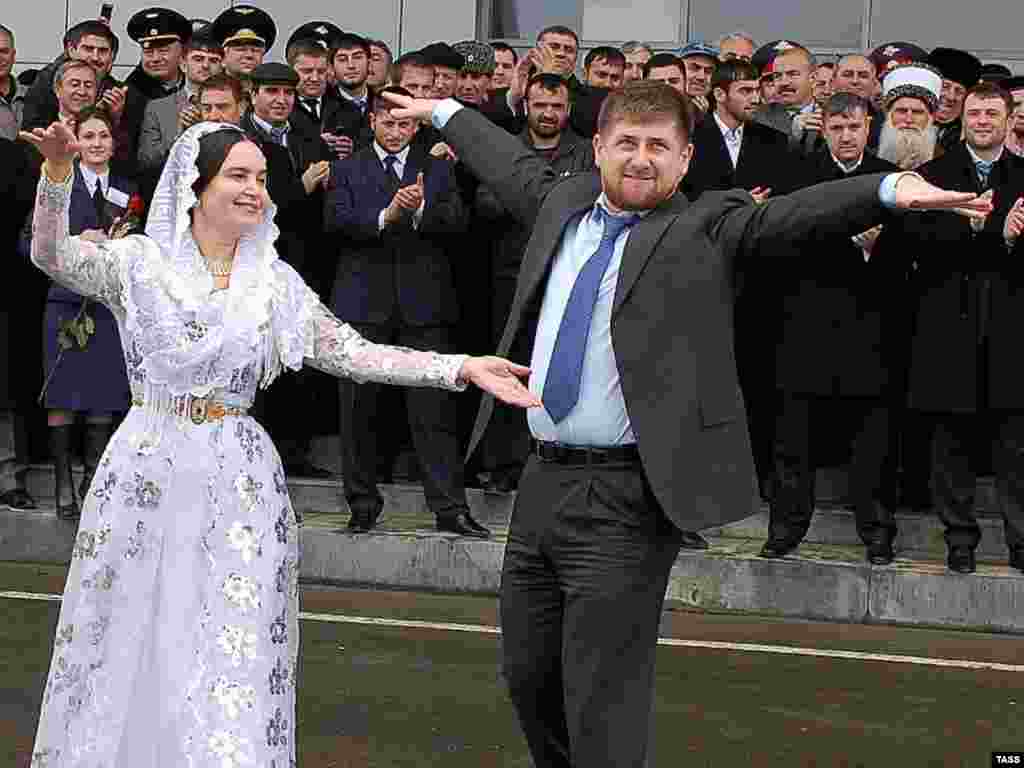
[582,0,679,45]
[689,0,863,50]
[8,0,74,67]
[870,0,1024,58]
[400,0,476,54]
[242,0,402,59]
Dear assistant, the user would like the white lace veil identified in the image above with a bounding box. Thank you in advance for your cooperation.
[138,122,305,395]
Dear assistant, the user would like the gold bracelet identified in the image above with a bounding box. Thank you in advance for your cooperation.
[41,161,73,185]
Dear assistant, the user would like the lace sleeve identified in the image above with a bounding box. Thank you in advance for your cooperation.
[31,170,125,309]
[304,302,468,390]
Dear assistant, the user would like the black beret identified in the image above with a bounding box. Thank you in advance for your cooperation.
[980,63,1013,83]
[927,47,982,90]
[1000,75,1024,93]
[249,62,299,87]
[211,5,277,51]
[287,21,345,54]
[420,42,464,71]
[127,7,191,48]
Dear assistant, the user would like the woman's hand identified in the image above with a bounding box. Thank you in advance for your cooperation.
[19,122,79,179]
[459,356,542,408]
[79,229,110,243]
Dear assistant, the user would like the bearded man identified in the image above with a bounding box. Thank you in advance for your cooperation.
[877,63,943,169]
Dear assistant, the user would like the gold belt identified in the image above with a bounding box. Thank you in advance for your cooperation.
[132,394,248,425]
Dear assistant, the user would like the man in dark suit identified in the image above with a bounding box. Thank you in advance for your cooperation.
[320,33,376,160]
[325,86,488,538]
[876,82,1024,574]
[382,82,988,768]
[763,93,901,564]
[682,58,796,508]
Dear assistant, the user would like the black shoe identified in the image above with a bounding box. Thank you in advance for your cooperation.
[759,538,798,558]
[679,531,709,550]
[485,467,523,494]
[345,508,381,533]
[436,512,491,539]
[866,539,894,565]
[0,487,38,511]
[57,500,80,521]
[1009,549,1023,574]
[947,547,976,574]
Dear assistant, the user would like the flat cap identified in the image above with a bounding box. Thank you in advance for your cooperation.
[679,41,719,60]
[420,42,464,71]
[127,7,191,48]
[980,63,1013,82]
[249,62,299,86]
[212,5,276,50]
[452,41,495,74]
[927,47,982,90]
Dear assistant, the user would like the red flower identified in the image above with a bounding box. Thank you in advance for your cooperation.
[127,194,145,217]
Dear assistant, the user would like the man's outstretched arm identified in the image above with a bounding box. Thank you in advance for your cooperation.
[383,92,576,231]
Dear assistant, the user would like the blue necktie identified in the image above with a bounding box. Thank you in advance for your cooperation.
[383,154,400,180]
[975,160,993,189]
[353,97,367,114]
[542,207,639,424]
[269,125,287,146]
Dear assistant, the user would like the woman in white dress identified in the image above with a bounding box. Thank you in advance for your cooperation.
[21,119,539,768]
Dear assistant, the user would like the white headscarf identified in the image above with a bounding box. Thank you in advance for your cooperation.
[133,121,310,397]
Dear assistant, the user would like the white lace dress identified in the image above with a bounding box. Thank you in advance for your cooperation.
[28,166,467,768]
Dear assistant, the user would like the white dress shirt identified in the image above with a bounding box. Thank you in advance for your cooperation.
[373,142,424,231]
[714,112,744,168]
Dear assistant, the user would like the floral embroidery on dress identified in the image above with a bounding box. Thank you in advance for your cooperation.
[273,468,288,497]
[274,506,291,545]
[124,521,146,559]
[234,422,264,464]
[269,606,288,645]
[81,563,117,591]
[30,748,61,767]
[71,524,110,560]
[210,676,257,720]
[184,320,208,343]
[268,657,290,695]
[274,558,295,595]
[92,472,118,503]
[216,625,259,668]
[229,363,255,395]
[207,730,252,768]
[222,573,261,613]
[85,617,110,646]
[227,521,263,564]
[234,473,263,515]
[125,339,146,383]
[266,707,289,747]
[48,657,82,698]
[121,473,162,509]
[54,624,74,648]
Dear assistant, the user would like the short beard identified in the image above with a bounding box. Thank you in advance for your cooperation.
[877,120,938,169]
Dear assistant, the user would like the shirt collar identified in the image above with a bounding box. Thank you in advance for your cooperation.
[713,112,744,141]
[373,141,411,166]
[252,112,290,137]
[338,86,368,104]
[966,142,1003,166]
[594,193,652,220]
[830,151,864,174]
[80,164,110,192]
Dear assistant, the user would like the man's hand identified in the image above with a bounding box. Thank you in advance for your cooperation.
[429,142,457,162]
[532,44,559,75]
[691,94,709,113]
[379,90,441,124]
[1005,197,1024,242]
[99,86,127,123]
[508,53,534,107]
[969,189,994,232]
[893,173,994,219]
[459,356,541,408]
[749,186,772,205]
[322,132,354,160]
[793,108,823,133]
[302,161,330,194]
[179,104,202,132]
[19,122,79,176]
[383,174,426,224]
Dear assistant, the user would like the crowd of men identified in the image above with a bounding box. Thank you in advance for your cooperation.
[2,8,1024,575]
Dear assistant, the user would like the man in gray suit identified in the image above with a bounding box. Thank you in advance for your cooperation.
[755,43,821,154]
[137,26,222,173]
[382,83,989,767]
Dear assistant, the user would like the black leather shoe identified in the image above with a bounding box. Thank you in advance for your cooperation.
[947,547,976,574]
[680,531,709,550]
[56,500,80,521]
[436,512,491,539]
[0,488,38,512]
[866,539,894,565]
[759,539,797,558]
[346,508,381,533]
[1009,549,1024,573]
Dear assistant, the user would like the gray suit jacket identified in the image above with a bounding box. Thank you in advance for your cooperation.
[443,107,892,531]
[755,102,824,156]
[137,91,183,173]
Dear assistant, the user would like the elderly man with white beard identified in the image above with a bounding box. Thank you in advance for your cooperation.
[877,64,944,170]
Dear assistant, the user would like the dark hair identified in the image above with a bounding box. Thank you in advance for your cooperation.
[369,40,392,62]
[370,85,411,115]
[490,41,517,64]
[821,91,872,120]
[964,81,1014,116]
[193,128,252,198]
[286,40,328,66]
[73,105,115,136]
[642,53,683,80]
[526,72,569,101]
[711,59,761,92]
[64,21,118,54]
[198,73,245,104]
[538,26,579,47]
[584,46,626,71]
[54,59,97,90]
[597,80,695,142]
[330,34,371,62]
[393,52,433,82]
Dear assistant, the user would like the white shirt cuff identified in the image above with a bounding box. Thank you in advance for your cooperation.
[879,172,916,208]
[431,99,464,131]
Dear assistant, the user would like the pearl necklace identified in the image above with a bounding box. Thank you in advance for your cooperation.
[206,258,234,277]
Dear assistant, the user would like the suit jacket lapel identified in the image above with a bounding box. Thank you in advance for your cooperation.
[612,200,684,317]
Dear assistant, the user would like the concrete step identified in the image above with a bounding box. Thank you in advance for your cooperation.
[19,465,1012,559]
[2,508,1021,634]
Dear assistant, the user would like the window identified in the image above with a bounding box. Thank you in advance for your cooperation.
[485,0,581,41]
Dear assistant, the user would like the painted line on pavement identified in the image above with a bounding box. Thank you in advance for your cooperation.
[3,590,1022,673]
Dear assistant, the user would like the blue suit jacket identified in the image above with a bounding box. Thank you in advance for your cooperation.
[325,143,467,326]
